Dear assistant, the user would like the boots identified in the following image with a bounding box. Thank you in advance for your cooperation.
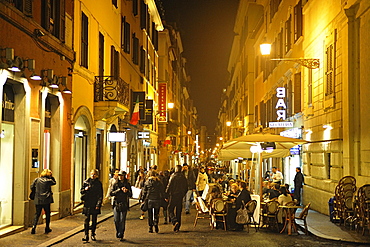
[31,227,36,234]
[82,233,89,242]
[45,227,52,234]
[149,226,153,233]
[154,225,159,233]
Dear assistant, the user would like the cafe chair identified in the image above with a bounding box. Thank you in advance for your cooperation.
[295,202,311,235]
[193,196,210,228]
[259,200,280,232]
[245,200,258,232]
[210,199,227,231]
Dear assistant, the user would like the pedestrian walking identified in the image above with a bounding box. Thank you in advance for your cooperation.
[293,167,304,205]
[110,171,132,241]
[30,169,56,234]
[80,169,103,242]
[166,165,188,232]
[135,170,146,220]
[158,170,170,224]
[104,168,119,205]
[141,170,165,233]
[182,163,196,214]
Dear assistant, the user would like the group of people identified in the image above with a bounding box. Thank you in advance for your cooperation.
[28,165,305,241]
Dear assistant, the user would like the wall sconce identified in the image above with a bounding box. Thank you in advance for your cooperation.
[226,121,232,127]
[40,69,72,94]
[168,102,174,109]
[259,42,320,69]
[187,130,192,135]
[323,125,333,130]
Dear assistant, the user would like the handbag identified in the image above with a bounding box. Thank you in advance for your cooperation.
[235,201,249,225]
[140,199,148,212]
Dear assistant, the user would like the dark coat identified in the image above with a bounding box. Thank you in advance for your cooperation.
[31,176,56,205]
[141,177,164,201]
[183,169,196,190]
[236,189,252,209]
[166,172,188,198]
[81,178,103,215]
[110,179,132,211]
[294,171,304,188]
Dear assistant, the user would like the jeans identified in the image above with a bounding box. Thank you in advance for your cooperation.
[148,199,161,226]
[184,190,193,212]
[113,207,128,238]
[84,213,98,235]
[33,204,51,229]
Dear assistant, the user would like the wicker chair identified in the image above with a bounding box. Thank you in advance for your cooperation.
[210,199,227,231]
[245,200,258,232]
[259,200,280,232]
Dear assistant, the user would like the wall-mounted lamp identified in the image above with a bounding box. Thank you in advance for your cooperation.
[168,102,174,109]
[323,125,333,130]
[259,42,320,69]
[40,69,72,94]
[305,129,313,134]
[226,121,232,127]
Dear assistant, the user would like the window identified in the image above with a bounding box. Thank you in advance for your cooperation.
[285,15,292,54]
[325,44,334,96]
[270,0,282,22]
[308,69,313,105]
[81,12,89,68]
[13,0,32,16]
[99,33,104,77]
[41,0,65,41]
[112,0,117,8]
[132,33,139,65]
[132,0,138,16]
[151,22,158,50]
[140,46,146,74]
[294,73,302,114]
[121,17,130,53]
[294,0,303,42]
[111,46,119,79]
[140,0,147,30]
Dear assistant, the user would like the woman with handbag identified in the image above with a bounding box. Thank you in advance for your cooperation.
[80,169,103,242]
[141,170,165,233]
[234,181,252,230]
[110,171,132,241]
[30,169,56,234]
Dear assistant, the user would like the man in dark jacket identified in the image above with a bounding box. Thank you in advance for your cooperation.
[293,167,304,205]
[110,171,132,241]
[166,165,188,232]
[182,163,196,214]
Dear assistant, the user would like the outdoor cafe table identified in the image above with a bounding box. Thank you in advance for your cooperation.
[279,205,302,235]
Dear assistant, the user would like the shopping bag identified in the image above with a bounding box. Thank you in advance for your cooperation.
[235,201,249,225]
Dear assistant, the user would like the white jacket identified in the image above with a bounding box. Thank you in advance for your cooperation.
[196,172,208,191]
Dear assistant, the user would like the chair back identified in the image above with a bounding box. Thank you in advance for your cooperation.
[246,200,257,214]
[285,201,296,206]
[297,202,311,220]
[266,200,279,214]
[212,199,226,213]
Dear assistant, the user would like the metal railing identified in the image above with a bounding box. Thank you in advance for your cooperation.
[94,76,129,107]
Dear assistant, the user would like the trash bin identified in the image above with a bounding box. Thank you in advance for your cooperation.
[328,197,335,222]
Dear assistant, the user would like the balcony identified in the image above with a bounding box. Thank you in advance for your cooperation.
[94,76,130,122]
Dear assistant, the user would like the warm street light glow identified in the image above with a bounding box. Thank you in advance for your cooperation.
[219,137,223,141]
[168,102,174,109]
[260,43,272,55]
[187,130,192,135]
[226,121,232,127]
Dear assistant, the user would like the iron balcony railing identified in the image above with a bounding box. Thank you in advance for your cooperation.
[94,76,129,107]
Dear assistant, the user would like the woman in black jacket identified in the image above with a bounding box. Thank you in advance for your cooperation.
[141,170,165,233]
[30,169,56,234]
[110,171,132,241]
[80,169,103,242]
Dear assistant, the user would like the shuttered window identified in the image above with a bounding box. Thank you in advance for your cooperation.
[325,45,334,96]
[81,12,89,68]
[132,33,139,65]
[294,73,302,113]
[294,0,303,42]
[121,17,131,54]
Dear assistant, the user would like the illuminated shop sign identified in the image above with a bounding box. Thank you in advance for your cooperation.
[138,131,150,139]
[158,83,167,122]
[269,87,293,128]
[108,132,126,142]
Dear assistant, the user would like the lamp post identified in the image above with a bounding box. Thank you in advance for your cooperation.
[259,43,320,69]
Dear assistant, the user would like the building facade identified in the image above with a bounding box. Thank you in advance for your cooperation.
[219,0,370,214]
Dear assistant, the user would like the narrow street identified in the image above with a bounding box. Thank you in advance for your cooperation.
[52,204,362,247]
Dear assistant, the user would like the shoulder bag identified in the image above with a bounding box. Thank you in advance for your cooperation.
[235,201,249,225]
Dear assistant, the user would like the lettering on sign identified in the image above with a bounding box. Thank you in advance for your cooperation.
[275,87,286,120]
[138,131,150,139]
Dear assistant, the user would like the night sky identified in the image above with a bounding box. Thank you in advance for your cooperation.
[161,0,239,133]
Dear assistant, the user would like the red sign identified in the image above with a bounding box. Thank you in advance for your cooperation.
[158,83,167,122]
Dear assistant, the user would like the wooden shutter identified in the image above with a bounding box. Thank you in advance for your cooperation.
[294,73,301,114]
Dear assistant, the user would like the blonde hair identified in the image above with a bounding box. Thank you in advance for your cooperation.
[90,169,99,177]
[40,169,52,177]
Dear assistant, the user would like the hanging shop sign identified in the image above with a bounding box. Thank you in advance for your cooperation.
[269,87,293,128]
[142,99,153,124]
[138,131,150,139]
[108,132,126,142]
[2,84,15,122]
[158,83,167,122]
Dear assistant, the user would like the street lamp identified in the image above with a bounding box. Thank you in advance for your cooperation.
[226,121,232,127]
[260,42,320,69]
